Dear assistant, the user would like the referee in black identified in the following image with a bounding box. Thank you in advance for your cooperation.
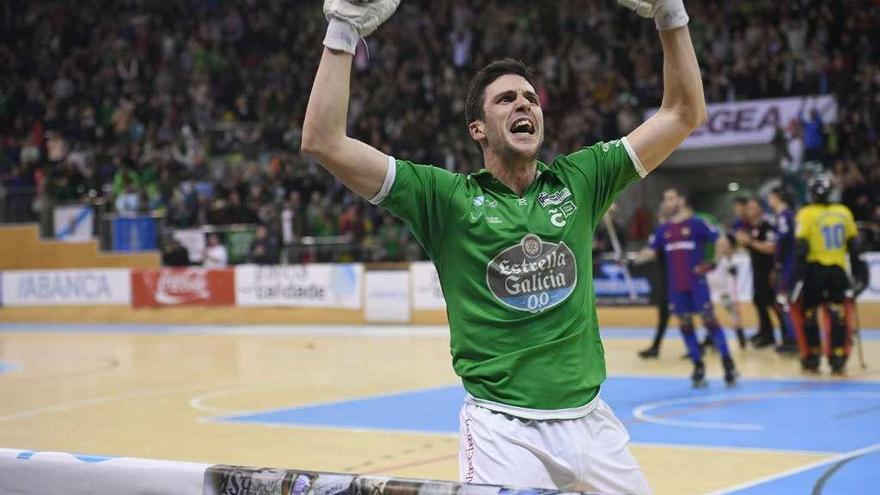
[735,198,784,348]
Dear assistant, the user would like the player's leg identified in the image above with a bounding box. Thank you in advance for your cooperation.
[799,265,823,372]
[458,403,560,489]
[720,257,747,348]
[789,299,809,358]
[575,400,652,495]
[751,288,776,348]
[672,292,705,387]
[773,272,799,354]
[824,266,851,374]
[639,283,670,359]
[696,283,737,386]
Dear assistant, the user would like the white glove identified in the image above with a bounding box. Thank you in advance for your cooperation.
[323,0,402,54]
[617,0,689,31]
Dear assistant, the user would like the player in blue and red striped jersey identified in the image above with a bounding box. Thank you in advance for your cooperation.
[767,187,799,354]
[650,188,738,387]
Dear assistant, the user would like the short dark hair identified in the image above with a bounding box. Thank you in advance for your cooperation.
[465,59,535,126]
[733,195,749,205]
[769,186,791,205]
[666,187,690,206]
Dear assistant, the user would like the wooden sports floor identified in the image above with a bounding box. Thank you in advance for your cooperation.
[1,306,879,495]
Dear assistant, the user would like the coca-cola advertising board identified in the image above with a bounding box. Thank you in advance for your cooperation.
[131,268,235,308]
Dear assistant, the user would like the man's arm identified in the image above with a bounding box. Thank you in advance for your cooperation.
[301,2,402,201]
[301,48,389,201]
[627,26,706,173]
[734,229,775,255]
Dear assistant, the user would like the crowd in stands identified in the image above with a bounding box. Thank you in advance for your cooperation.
[1,0,879,263]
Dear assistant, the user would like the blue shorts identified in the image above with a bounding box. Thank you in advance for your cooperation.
[668,281,713,315]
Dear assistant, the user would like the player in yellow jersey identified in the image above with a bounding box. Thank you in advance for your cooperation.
[792,175,868,374]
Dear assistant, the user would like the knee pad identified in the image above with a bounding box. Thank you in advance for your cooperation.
[827,303,844,322]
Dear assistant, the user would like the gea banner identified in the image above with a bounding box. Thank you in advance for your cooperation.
[645,95,837,150]
[1,269,131,306]
[53,204,94,241]
[131,268,235,307]
[235,264,362,308]
[411,262,446,310]
[0,449,208,495]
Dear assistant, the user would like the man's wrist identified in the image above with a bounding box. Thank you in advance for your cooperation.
[324,18,359,55]
[654,0,689,31]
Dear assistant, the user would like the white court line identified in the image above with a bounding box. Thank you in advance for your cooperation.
[196,382,460,421]
[629,441,836,457]
[0,376,293,423]
[197,417,459,439]
[707,443,880,495]
[168,325,451,338]
[189,380,302,415]
[633,391,880,431]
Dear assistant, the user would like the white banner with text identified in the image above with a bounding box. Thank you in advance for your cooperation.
[410,262,446,310]
[235,264,362,308]
[646,95,837,150]
[1,269,131,306]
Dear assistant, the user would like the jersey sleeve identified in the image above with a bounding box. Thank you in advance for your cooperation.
[563,138,647,224]
[374,157,462,262]
[694,217,720,242]
[649,227,663,252]
[795,208,811,240]
[843,206,858,240]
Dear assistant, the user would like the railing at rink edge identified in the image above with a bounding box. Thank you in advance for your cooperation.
[205,465,597,495]
[0,448,598,495]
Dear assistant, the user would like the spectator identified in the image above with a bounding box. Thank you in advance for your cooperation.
[800,109,824,164]
[0,0,877,264]
[202,233,228,268]
[162,237,191,267]
[114,180,140,215]
[249,225,280,265]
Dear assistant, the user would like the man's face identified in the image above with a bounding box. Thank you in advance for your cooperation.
[746,200,762,221]
[733,201,746,219]
[471,74,544,161]
[662,190,684,216]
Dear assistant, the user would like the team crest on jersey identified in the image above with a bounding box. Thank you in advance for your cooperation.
[682,227,690,236]
[486,234,577,313]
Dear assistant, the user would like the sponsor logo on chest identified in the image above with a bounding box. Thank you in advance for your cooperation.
[486,234,578,313]
[538,187,578,228]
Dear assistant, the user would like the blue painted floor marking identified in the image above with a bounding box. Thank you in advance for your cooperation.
[727,448,880,495]
[217,377,880,454]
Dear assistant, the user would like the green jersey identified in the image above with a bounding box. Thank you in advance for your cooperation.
[375,139,646,419]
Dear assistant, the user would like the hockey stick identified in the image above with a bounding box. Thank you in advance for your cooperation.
[846,299,867,369]
[603,214,637,301]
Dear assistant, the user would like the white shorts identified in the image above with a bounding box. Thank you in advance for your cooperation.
[459,399,651,495]
[715,257,739,303]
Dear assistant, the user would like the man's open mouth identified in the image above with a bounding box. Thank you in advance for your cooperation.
[510,118,535,135]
